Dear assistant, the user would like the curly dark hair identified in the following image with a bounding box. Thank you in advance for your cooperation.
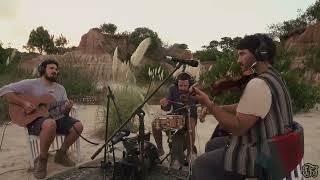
[236,33,276,64]
[38,59,59,76]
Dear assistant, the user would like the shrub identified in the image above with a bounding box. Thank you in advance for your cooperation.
[282,70,320,113]
[305,47,320,72]
[99,23,117,34]
[0,51,31,124]
[200,50,241,104]
[193,48,218,62]
[200,46,320,113]
[57,59,98,99]
[274,47,320,113]
[94,84,144,139]
[129,27,163,60]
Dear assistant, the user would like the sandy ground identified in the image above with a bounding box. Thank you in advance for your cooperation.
[0,104,319,180]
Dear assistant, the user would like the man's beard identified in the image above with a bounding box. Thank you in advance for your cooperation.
[44,74,57,82]
[179,90,188,94]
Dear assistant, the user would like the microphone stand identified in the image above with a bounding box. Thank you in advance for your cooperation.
[79,86,123,180]
[90,63,183,179]
[172,103,201,179]
[186,104,193,179]
[137,108,146,180]
[108,86,123,124]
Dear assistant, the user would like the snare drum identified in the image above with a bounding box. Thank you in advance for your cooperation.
[153,115,185,130]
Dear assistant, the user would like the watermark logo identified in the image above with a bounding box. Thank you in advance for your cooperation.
[301,163,319,178]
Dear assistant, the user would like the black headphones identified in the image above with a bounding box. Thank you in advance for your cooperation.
[38,61,46,76]
[254,33,270,62]
[37,59,59,76]
[175,72,195,86]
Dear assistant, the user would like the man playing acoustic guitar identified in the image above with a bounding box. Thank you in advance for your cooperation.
[0,59,84,179]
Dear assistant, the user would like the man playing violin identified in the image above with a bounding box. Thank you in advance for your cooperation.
[191,34,295,180]
[152,72,200,168]
[0,59,84,179]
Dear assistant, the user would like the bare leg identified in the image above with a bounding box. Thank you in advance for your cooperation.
[39,119,57,158]
[60,122,83,152]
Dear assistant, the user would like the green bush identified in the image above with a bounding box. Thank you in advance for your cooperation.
[94,84,144,139]
[99,23,117,34]
[282,70,320,113]
[273,47,294,72]
[305,47,320,72]
[274,47,320,113]
[200,49,242,104]
[0,51,31,124]
[268,0,320,40]
[0,48,21,74]
[129,27,163,60]
[193,48,218,62]
[200,46,320,113]
[57,61,98,99]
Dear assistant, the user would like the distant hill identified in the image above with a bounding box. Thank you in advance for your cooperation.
[18,28,195,83]
[283,21,320,84]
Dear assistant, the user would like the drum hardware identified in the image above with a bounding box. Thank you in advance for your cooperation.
[154,115,185,130]
[156,96,201,177]
[170,103,201,179]
[90,63,185,180]
[186,104,194,178]
[159,129,178,164]
[167,100,185,105]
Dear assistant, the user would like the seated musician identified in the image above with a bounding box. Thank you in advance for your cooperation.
[152,72,201,167]
[190,34,299,180]
[0,59,84,179]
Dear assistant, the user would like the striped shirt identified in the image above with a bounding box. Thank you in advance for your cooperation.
[224,67,294,177]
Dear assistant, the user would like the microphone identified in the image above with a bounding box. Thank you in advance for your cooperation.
[165,56,199,67]
[243,61,257,75]
[111,129,130,145]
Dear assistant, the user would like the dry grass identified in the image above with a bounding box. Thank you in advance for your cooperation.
[93,84,145,139]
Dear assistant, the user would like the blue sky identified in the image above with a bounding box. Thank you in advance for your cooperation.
[0,0,316,51]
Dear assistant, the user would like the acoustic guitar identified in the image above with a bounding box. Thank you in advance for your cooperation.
[9,94,66,127]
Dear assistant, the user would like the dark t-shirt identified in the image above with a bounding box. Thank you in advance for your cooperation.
[161,85,198,119]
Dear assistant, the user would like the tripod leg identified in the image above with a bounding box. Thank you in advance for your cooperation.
[104,168,107,180]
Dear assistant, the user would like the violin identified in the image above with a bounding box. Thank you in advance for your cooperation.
[209,73,256,96]
[197,70,257,139]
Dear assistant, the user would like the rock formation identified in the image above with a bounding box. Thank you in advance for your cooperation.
[283,22,320,84]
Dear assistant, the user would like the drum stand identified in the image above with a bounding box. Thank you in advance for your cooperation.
[90,63,184,180]
[185,105,194,179]
[160,129,178,164]
[172,104,200,179]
